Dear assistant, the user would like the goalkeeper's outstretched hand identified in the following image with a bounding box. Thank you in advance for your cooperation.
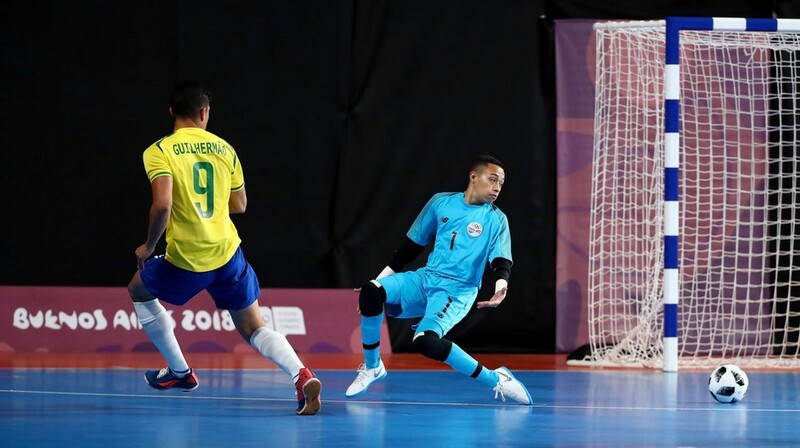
[476,287,507,309]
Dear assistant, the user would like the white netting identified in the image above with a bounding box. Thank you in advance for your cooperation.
[576,20,800,369]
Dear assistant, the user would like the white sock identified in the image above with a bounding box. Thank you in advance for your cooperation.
[250,327,304,380]
[134,300,190,374]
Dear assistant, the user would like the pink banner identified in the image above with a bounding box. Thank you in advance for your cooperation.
[0,286,390,354]
[554,20,597,353]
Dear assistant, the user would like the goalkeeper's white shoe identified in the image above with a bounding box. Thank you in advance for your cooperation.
[345,361,387,397]
[492,366,532,405]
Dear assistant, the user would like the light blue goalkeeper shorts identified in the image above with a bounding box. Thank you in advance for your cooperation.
[377,267,478,337]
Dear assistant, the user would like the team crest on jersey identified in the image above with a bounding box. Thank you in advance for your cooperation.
[467,222,483,237]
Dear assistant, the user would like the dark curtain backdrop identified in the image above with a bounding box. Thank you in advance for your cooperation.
[2,1,554,353]
[544,0,788,19]
[1,1,791,353]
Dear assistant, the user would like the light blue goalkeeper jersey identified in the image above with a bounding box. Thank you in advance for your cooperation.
[406,192,512,288]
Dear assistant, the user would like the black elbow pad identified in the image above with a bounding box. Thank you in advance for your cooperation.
[491,257,512,282]
[388,236,425,271]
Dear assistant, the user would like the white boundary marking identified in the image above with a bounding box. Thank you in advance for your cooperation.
[1,389,799,413]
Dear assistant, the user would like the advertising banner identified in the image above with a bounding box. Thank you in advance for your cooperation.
[0,286,390,354]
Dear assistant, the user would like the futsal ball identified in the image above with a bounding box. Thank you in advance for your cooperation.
[708,364,749,403]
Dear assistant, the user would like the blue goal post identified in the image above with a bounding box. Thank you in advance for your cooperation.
[662,17,800,372]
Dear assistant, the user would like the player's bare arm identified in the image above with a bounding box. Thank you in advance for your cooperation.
[229,187,247,214]
[136,176,172,270]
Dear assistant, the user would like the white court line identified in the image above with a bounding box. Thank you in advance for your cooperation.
[0,389,511,408]
[0,389,294,403]
[1,389,798,412]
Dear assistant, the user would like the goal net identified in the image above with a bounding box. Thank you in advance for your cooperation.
[578,18,800,369]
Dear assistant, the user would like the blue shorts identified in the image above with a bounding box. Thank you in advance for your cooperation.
[140,247,260,310]
[377,268,478,337]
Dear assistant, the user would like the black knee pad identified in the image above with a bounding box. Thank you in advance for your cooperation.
[412,331,453,362]
[359,281,386,317]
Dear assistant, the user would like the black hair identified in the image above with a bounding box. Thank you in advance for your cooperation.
[169,81,211,118]
[472,154,505,172]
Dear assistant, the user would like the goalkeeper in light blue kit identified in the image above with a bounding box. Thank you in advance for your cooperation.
[346,155,532,405]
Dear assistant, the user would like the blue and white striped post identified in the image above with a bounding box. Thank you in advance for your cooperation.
[662,16,800,372]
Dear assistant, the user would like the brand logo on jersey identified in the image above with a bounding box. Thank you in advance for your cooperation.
[441,217,449,223]
[467,222,482,237]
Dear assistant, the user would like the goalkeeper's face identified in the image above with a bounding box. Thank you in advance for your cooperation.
[469,163,505,204]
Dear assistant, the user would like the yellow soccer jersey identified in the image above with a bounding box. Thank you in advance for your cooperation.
[142,127,244,272]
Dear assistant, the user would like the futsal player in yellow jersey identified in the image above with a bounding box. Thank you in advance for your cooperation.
[142,124,243,272]
[127,82,321,415]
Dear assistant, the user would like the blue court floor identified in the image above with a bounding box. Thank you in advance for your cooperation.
[2,367,799,447]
